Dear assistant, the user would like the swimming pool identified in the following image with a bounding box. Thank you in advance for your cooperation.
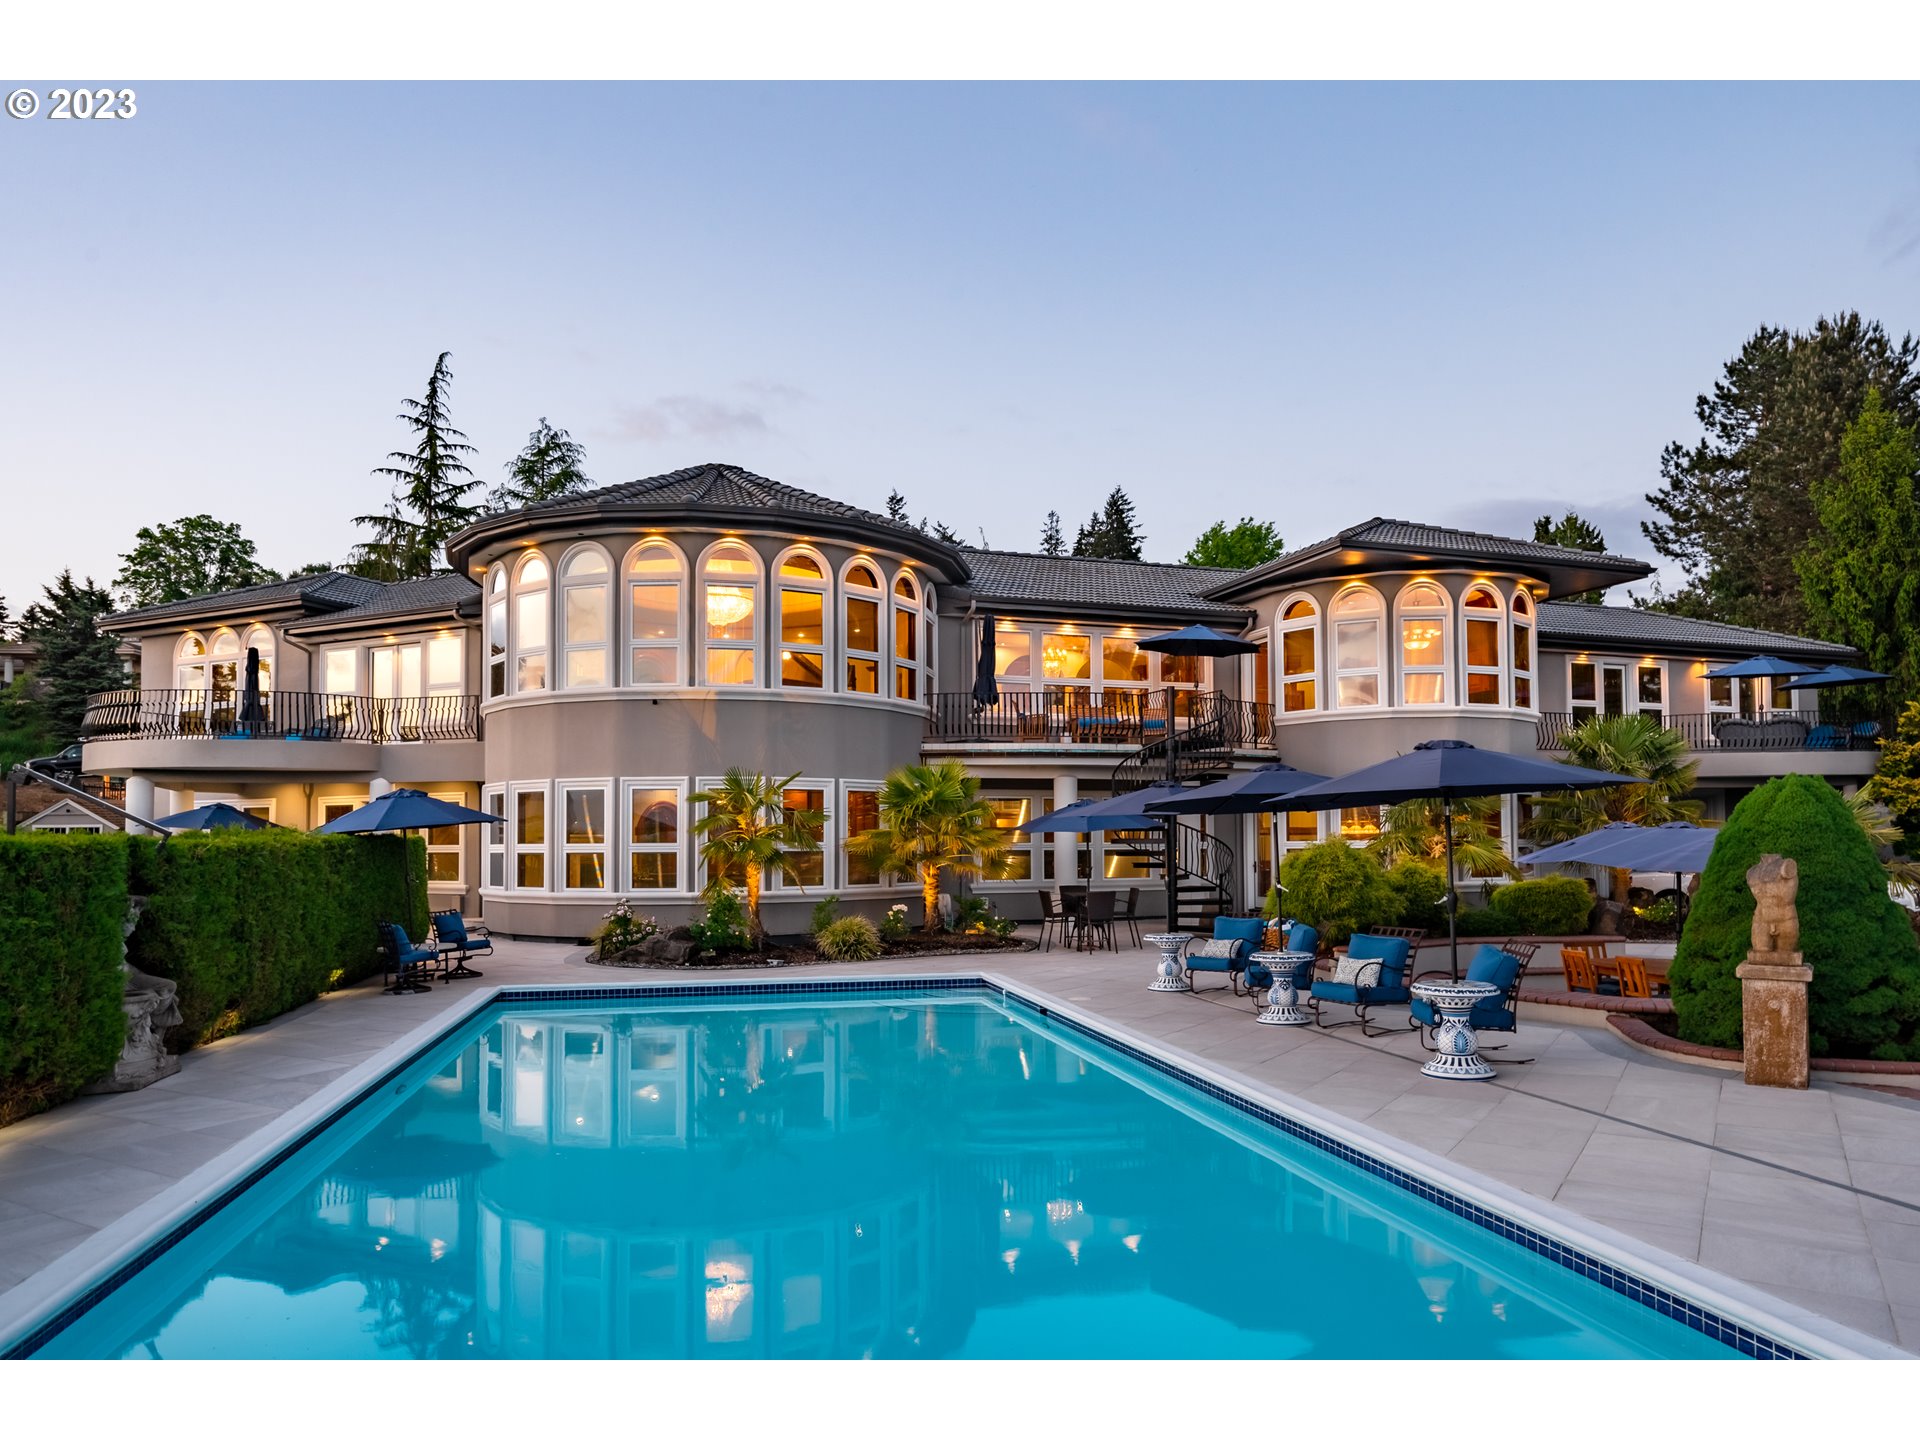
[9,980,1806,1358]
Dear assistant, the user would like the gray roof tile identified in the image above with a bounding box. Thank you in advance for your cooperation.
[1535,603,1856,661]
[108,571,388,627]
[281,574,481,631]
[516,462,932,540]
[960,548,1250,620]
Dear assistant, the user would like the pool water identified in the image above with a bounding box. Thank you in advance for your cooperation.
[30,991,1740,1359]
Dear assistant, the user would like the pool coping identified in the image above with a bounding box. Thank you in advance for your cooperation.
[0,971,1908,1361]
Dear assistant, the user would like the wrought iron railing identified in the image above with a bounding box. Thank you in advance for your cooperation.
[1536,710,1882,753]
[927,688,1276,753]
[81,689,481,743]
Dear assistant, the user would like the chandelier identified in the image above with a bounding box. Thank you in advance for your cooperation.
[706,586,754,629]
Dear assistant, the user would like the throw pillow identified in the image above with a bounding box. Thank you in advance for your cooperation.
[1331,954,1373,987]
[1191,938,1241,960]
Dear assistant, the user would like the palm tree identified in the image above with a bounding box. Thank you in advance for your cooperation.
[689,769,824,944]
[1527,713,1703,899]
[845,760,1014,932]
[1369,794,1518,878]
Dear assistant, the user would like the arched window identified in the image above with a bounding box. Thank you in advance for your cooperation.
[700,542,760,686]
[842,559,883,694]
[922,583,937,695]
[558,546,611,688]
[208,629,242,707]
[1396,583,1448,705]
[513,553,551,693]
[175,633,208,691]
[1279,597,1318,713]
[240,626,275,703]
[892,571,920,701]
[625,540,684,685]
[1331,587,1382,708]
[1462,586,1504,706]
[776,548,829,690]
[486,566,508,697]
[1511,590,1534,709]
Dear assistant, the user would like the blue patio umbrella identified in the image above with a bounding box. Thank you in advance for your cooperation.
[1283,740,1640,976]
[155,801,280,831]
[1021,781,1196,925]
[1523,820,1718,929]
[1135,624,1258,658]
[1775,664,1892,691]
[1144,763,1329,815]
[1701,655,1812,679]
[318,789,505,951]
[971,615,1000,707]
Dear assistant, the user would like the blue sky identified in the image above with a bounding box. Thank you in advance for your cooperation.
[3,81,1916,607]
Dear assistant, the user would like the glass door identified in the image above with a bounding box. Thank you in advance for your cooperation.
[371,643,424,741]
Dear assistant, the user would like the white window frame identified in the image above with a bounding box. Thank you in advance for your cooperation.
[1330,585,1384,710]
[194,793,275,824]
[769,777,832,893]
[923,583,938,697]
[622,778,687,895]
[1278,595,1319,715]
[558,778,614,894]
[486,565,508,698]
[512,552,552,694]
[840,779,890,889]
[175,631,208,691]
[1394,582,1450,707]
[775,545,832,692]
[697,541,763,688]
[425,788,467,889]
[891,570,922,702]
[1242,628,1272,714]
[975,792,1043,887]
[318,795,360,831]
[510,781,549,892]
[1511,590,1536,711]
[1635,659,1668,718]
[481,785,506,890]
[1461,584,1506,707]
[241,625,275,692]
[841,557,886,695]
[558,543,614,691]
[624,538,687,687]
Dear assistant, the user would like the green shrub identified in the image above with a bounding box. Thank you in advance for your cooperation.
[128,830,424,1048]
[1453,905,1522,937]
[815,915,881,962]
[1671,774,1920,1060]
[1382,861,1447,936]
[809,894,842,935]
[1277,841,1398,949]
[689,889,749,956]
[0,833,132,1124]
[593,899,659,959]
[1488,875,1594,935]
[1261,885,1282,921]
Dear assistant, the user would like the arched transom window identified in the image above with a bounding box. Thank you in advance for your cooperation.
[560,547,611,688]
[1331,587,1382,708]
[777,549,829,690]
[626,541,684,685]
[701,543,760,686]
[1397,583,1448,705]
[486,566,508,697]
[513,554,550,692]
[1462,586,1504,706]
[1279,598,1317,713]
[1511,590,1534,709]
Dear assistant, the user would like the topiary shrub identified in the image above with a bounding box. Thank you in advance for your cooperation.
[1670,774,1920,1060]
[815,915,881,962]
[1382,861,1447,936]
[1488,875,1593,935]
[1277,841,1398,949]
[0,833,132,1124]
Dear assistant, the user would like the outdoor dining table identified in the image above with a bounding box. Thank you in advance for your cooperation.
[1585,946,1673,996]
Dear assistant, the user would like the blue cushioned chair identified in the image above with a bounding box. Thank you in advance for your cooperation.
[1183,915,1267,994]
[431,910,491,979]
[1804,723,1843,751]
[379,921,441,995]
[1309,933,1412,1035]
[1409,943,1537,1058]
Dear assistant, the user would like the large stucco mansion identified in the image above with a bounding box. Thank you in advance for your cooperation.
[79,463,1867,939]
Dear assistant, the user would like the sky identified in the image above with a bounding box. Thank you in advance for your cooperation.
[2,81,1917,610]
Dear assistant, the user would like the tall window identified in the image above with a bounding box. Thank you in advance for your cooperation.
[208,630,241,708]
[561,784,610,891]
[780,785,828,888]
[1331,588,1382,708]
[426,791,464,885]
[483,787,506,888]
[487,566,508,697]
[1511,590,1534,710]
[514,786,546,888]
[892,573,920,701]
[626,783,681,891]
[560,547,611,688]
[1638,662,1664,715]
[626,541,684,685]
[1462,586,1504,706]
[1041,630,1091,692]
[777,550,828,690]
[1280,598,1318,713]
[701,543,759,686]
[427,633,463,697]
[844,785,883,885]
[980,796,1039,882]
[241,626,275,692]
[1396,583,1448,705]
[514,554,550,693]
[1103,634,1150,688]
[175,633,207,690]
[1247,632,1271,711]
[993,623,1032,684]
[844,561,883,694]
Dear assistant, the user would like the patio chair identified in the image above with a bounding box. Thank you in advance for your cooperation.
[1850,720,1883,749]
[1115,885,1143,946]
[1058,884,1089,947]
[1614,952,1665,999]
[378,921,441,995]
[1183,915,1266,992]
[431,910,491,979]
[1410,943,1536,1059]
[1036,889,1073,952]
[1804,723,1844,751]
[1560,942,1618,996]
[1308,932,1411,1036]
[1081,889,1118,952]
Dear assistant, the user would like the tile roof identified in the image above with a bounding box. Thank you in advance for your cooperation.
[282,573,480,631]
[1535,602,1857,661]
[514,462,932,540]
[107,571,389,628]
[959,548,1251,620]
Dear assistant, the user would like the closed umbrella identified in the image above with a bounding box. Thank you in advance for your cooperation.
[971,616,1000,707]
[238,647,266,732]
[155,801,281,831]
[317,789,505,960]
[1283,740,1638,977]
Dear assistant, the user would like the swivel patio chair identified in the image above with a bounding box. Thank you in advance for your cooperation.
[430,910,491,979]
[1183,915,1268,993]
[1308,932,1411,1036]
[1409,943,1537,1060]
[378,920,441,995]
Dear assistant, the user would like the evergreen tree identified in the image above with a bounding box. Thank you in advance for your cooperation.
[112,514,279,609]
[1868,700,1920,845]
[1072,486,1146,560]
[18,572,125,742]
[0,593,10,643]
[491,418,591,512]
[1643,313,1920,631]
[1796,388,1920,707]
[885,489,910,524]
[1532,510,1608,603]
[926,520,961,544]
[1039,510,1064,556]
[350,352,484,580]
[1183,517,1285,569]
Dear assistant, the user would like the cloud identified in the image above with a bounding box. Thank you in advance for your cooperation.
[609,394,774,443]
[1065,101,1170,165]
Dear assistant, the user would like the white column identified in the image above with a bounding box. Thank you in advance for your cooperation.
[2,656,13,685]
[1051,773,1078,887]
[124,775,155,834]
[369,777,393,800]
[173,789,195,814]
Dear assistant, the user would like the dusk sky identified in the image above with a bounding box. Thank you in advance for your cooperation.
[4,81,1917,607]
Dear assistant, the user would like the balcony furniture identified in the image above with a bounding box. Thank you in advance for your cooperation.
[1309,932,1411,1035]
[1411,943,1538,1065]
[1851,720,1883,748]
[1805,723,1845,750]
[1016,712,1051,740]
[1714,714,1809,748]
[378,921,442,995]
[1182,915,1265,993]
[430,911,491,979]
[1036,890,1074,952]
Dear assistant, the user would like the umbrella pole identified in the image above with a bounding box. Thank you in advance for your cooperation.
[1163,816,1178,935]
[1444,798,1460,980]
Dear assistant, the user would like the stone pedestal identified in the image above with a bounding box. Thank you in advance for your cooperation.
[81,966,182,1093]
[1735,953,1812,1090]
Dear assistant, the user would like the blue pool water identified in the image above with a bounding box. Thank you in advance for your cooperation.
[28,990,1744,1359]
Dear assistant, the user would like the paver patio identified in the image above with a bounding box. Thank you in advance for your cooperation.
[2,935,1917,1353]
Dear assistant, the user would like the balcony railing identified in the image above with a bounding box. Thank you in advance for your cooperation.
[1537,710,1883,753]
[926,688,1276,750]
[81,689,481,744]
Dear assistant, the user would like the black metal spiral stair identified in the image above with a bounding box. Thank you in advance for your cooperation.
[1106,690,1245,930]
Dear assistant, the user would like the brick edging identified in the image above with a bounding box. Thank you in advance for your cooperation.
[1526,990,1673,1016]
[1606,1014,1920,1076]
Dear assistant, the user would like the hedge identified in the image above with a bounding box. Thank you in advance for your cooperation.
[1382,861,1447,936]
[1489,876,1594,935]
[0,833,132,1123]
[1278,841,1399,948]
[128,830,426,1048]
[1670,774,1920,1061]
[1452,905,1523,938]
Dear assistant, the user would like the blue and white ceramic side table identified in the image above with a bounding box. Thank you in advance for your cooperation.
[1143,933,1192,992]
[1411,978,1501,1080]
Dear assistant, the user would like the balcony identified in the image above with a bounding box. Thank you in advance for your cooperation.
[1536,711,1883,754]
[926,688,1276,751]
[81,689,481,744]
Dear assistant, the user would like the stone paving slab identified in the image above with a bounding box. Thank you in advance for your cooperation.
[1,934,1917,1352]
